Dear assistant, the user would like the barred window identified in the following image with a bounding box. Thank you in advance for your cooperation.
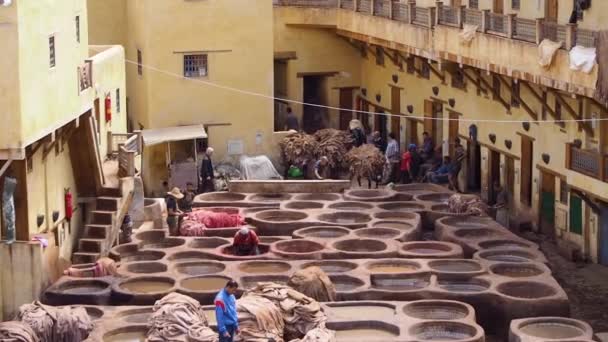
[451,69,465,90]
[375,47,384,66]
[116,89,121,113]
[406,57,415,74]
[420,61,430,79]
[137,49,143,76]
[469,0,478,9]
[76,16,80,43]
[511,80,520,108]
[511,0,520,10]
[49,36,56,68]
[560,179,568,204]
[184,54,208,78]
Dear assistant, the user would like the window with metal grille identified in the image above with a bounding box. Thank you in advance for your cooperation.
[406,57,415,74]
[560,179,568,204]
[511,0,520,10]
[469,0,478,9]
[375,47,384,66]
[49,36,56,68]
[116,89,120,113]
[137,49,143,76]
[184,54,208,78]
[420,61,430,79]
[76,16,80,43]
[451,69,465,89]
[555,97,565,128]
[492,75,501,100]
[511,80,520,107]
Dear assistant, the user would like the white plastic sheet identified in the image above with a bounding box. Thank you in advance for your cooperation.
[569,45,597,73]
[239,155,282,180]
[538,39,563,68]
[459,24,479,45]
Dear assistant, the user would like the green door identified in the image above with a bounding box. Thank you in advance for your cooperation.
[569,195,583,235]
[541,191,555,226]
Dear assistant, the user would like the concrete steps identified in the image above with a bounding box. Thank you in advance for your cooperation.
[78,238,105,253]
[72,252,100,264]
[84,224,111,239]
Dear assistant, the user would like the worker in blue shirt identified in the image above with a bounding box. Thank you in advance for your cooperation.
[214,280,240,342]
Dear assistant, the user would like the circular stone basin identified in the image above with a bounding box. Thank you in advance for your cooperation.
[188,237,231,249]
[255,210,308,222]
[331,322,399,340]
[140,237,185,249]
[454,228,501,239]
[430,204,450,212]
[371,274,430,291]
[81,306,105,320]
[274,240,324,253]
[57,280,109,295]
[429,260,483,273]
[478,239,533,249]
[259,236,286,243]
[394,183,443,193]
[367,260,421,273]
[403,301,470,320]
[116,307,153,324]
[241,207,273,215]
[401,242,454,255]
[168,251,208,262]
[318,212,371,225]
[410,322,478,341]
[437,278,490,293]
[416,192,453,203]
[249,193,292,202]
[238,261,292,274]
[518,318,589,340]
[374,211,418,221]
[125,261,167,274]
[490,263,544,278]
[284,201,324,210]
[373,221,414,231]
[121,250,166,262]
[333,239,387,253]
[242,275,290,289]
[477,249,536,263]
[175,261,226,275]
[327,201,375,211]
[328,275,365,291]
[180,276,230,292]
[135,230,165,242]
[197,192,246,202]
[119,277,175,294]
[221,244,270,257]
[301,261,358,273]
[104,326,148,342]
[328,303,396,321]
[440,216,493,228]
[378,202,426,212]
[294,226,351,239]
[355,227,402,239]
[497,281,557,299]
[345,189,393,201]
[294,193,341,201]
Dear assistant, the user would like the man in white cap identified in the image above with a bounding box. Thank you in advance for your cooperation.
[200,147,215,193]
[166,187,184,236]
[232,227,260,256]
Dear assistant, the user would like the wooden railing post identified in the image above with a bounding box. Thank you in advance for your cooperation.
[408,0,415,24]
[535,18,544,44]
[435,1,443,26]
[565,143,572,171]
[565,23,576,50]
[481,9,489,33]
[457,5,466,28]
[507,14,516,39]
[388,0,393,19]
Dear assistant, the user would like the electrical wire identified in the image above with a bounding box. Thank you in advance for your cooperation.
[110,53,606,125]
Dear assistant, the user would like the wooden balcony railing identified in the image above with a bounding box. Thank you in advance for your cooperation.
[566,143,608,182]
[108,131,141,178]
[274,0,598,49]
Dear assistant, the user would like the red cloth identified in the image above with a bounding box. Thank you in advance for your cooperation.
[400,151,412,171]
[180,210,245,237]
[233,230,260,247]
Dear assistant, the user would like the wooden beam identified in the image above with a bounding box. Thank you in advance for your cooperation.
[395,52,421,76]
[296,71,340,78]
[274,51,297,60]
[0,159,12,178]
[549,89,594,137]
[427,61,446,84]
[496,75,538,120]
[520,81,558,120]
[473,70,511,111]
[381,48,401,69]
[461,69,487,95]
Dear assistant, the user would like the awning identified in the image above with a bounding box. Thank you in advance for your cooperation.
[141,125,207,146]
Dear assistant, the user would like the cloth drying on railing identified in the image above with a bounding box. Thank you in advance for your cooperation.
[0,321,40,342]
[180,210,245,236]
[569,45,597,73]
[538,39,563,68]
[18,302,93,342]
[459,24,478,45]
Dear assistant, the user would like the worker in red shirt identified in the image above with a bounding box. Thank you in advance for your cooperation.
[232,227,260,256]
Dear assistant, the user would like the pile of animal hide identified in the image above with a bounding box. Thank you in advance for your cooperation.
[15,301,93,342]
[344,144,385,180]
[313,129,354,169]
[287,267,336,302]
[447,194,488,216]
[280,132,318,166]
[180,209,245,236]
[147,293,217,342]
[237,283,335,342]
[0,321,39,342]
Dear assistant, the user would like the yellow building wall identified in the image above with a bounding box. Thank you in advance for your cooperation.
[86,0,127,47]
[274,7,362,129]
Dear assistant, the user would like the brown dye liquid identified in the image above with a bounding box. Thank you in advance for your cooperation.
[105,331,146,342]
[240,263,290,274]
[330,306,395,320]
[335,328,397,340]
[376,222,410,230]
[370,265,418,273]
[63,286,105,294]
[123,312,151,324]
[181,277,227,292]
[408,248,444,254]
[120,281,172,294]
[334,218,359,224]
[521,323,583,339]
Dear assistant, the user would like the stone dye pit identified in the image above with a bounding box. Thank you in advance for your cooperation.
[41,184,579,340]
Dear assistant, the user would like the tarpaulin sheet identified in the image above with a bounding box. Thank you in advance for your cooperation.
[141,125,207,146]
